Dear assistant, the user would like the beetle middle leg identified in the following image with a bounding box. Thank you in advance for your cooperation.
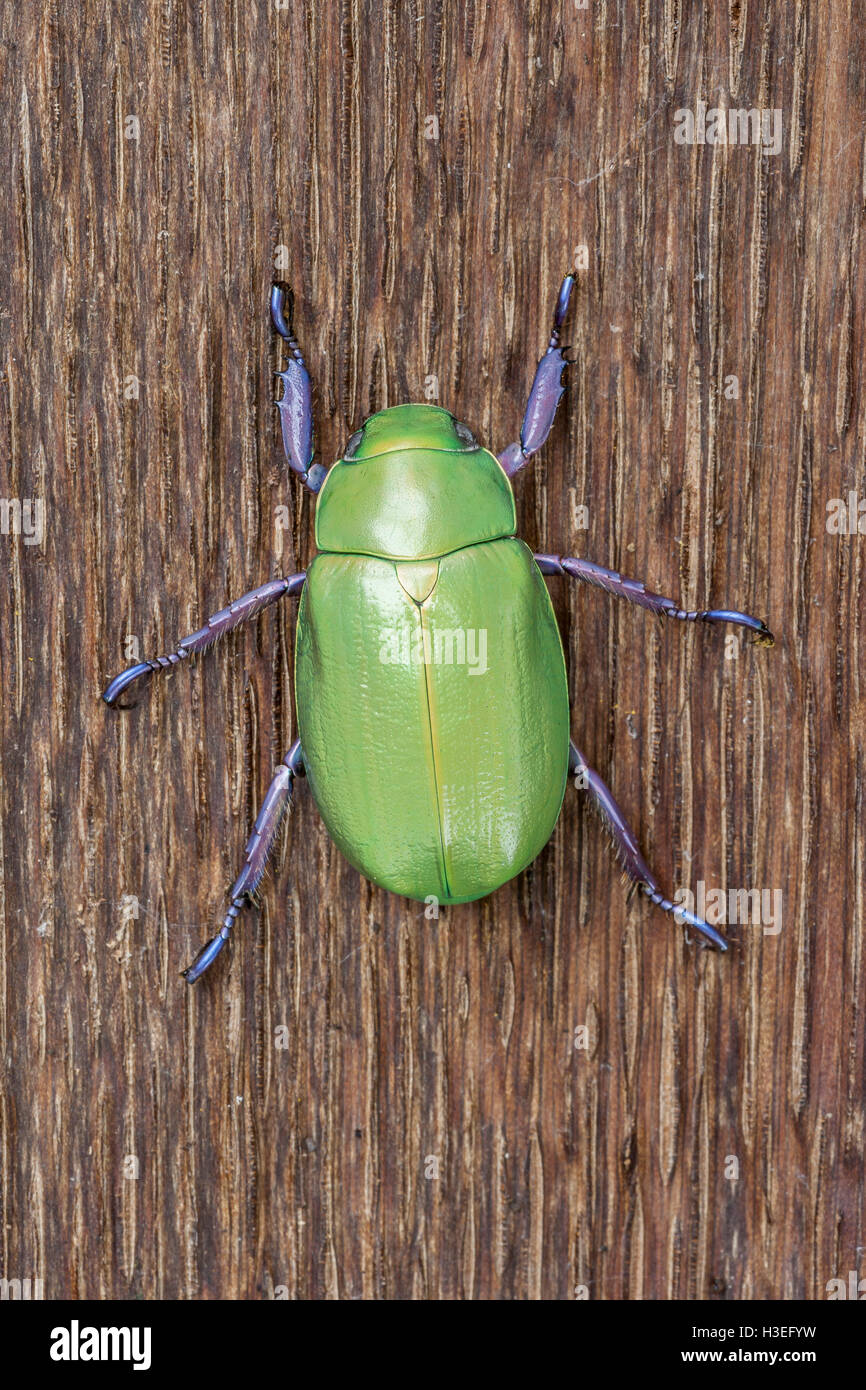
[498,273,576,477]
[102,572,306,706]
[568,741,728,951]
[182,740,305,982]
[536,553,773,641]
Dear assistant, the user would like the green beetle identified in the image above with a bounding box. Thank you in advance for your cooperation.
[298,401,569,906]
[103,275,772,981]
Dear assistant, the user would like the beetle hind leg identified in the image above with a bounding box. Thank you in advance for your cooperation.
[182,740,306,982]
[568,740,728,951]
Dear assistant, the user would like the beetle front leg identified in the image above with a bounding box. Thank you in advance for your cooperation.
[182,740,305,982]
[270,283,327,494]
[498,273,576,477]
[568,741,728,951]
[536,553,773,642]
[102,572,306,706]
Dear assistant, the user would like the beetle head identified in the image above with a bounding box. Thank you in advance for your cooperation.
[341,404,478,461]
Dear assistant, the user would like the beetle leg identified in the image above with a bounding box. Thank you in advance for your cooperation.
[271,283,327,494]
[102,573,306,706]
[536,553,773,643]
[568,741,728,951]
[182,740,305,982]
[498,273,576,477]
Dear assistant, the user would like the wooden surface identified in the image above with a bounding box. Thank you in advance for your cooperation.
[0,0,863,1301]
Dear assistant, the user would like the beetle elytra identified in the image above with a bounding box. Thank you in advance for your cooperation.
[103,275,772,981]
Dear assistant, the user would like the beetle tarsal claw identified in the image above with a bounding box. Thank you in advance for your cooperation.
[102,662,156,707]
[181,931,229,983]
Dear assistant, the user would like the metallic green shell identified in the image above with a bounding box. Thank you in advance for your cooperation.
[294,537,570,904]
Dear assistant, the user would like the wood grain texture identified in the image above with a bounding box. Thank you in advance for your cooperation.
[0,0,863,1301]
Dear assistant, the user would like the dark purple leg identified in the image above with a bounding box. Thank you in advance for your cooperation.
[183,740,305,982]
[536,553,773,641]
[498,273,576,477]
[270,283,327,494]
[102,572,306,706]
[568,741,727,951]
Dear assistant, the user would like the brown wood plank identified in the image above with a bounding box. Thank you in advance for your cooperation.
[0,0,862,1300]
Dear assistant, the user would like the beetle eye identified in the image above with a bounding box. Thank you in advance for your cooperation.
[343,429,364,460]
[454,420,477,449]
